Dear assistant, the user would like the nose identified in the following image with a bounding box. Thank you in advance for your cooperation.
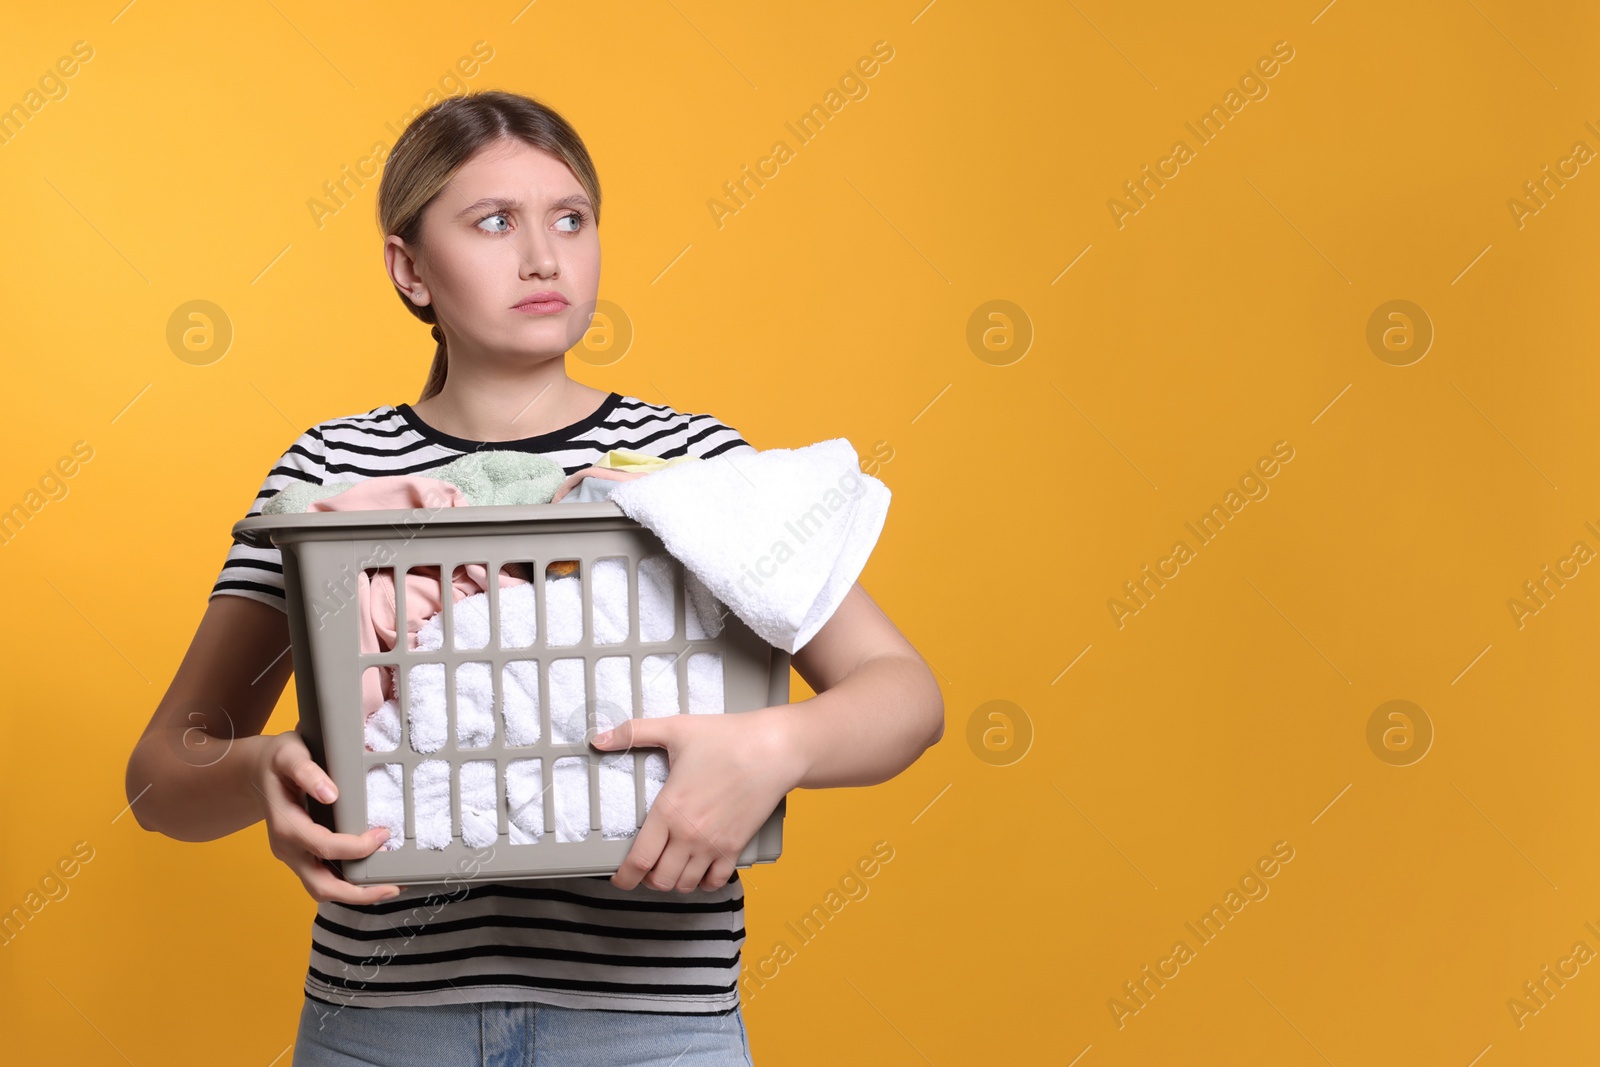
[518,224,558,279]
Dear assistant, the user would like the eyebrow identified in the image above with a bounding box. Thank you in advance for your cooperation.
[454,194,592,219]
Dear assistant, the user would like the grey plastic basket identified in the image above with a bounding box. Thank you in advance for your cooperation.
[231,500,789,888]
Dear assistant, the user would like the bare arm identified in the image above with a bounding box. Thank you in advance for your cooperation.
[771,581,945,790]
[596,579,945,891]
[125,595,295,841]
[126,593,401,902]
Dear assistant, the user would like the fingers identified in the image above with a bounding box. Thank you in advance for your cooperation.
[611,811,670,890]
[670,852,707,893]
[289,826,405,904]
[256,733,405,905]
[648,789,725,892]
[296,854,406,905]
[645,843,692,893]
[301,822,399,863]
[262,780,403,902]
[611,811,718,893]
[261,772,381,860]
[593,714,673,755]
[699,856,736,892]
[273,738,340,805]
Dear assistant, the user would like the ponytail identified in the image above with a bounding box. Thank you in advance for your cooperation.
[418,322,448,402]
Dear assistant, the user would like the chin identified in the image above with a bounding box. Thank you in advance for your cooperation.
[516,346,573,364]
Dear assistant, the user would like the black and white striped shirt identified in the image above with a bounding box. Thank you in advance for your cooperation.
[211,393,758,1014]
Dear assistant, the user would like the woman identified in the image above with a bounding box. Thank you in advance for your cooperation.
[125,90,944,1065]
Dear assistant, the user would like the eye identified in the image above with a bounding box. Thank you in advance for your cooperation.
[555,210,588,233]
[477,212,511,234]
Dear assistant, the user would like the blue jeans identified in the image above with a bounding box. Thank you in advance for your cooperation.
[292,995,755,1066]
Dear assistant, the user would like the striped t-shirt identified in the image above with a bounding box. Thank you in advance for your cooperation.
[211,392,758,1014]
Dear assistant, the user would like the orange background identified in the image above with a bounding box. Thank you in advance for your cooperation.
[3,1,1598,1063]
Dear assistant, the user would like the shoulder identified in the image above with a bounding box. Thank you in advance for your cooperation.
[602,394,757,458]
[300,404,419,449]
[307,405,410,441]
[268,406,411,479]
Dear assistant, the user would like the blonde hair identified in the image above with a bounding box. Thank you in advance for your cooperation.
[375,90,602,402]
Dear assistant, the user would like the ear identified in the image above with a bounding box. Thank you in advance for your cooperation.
[385,235,430,306]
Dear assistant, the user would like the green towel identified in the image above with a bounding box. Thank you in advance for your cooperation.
[421,450,567,506]
[261,482,347,514]
[261,450,567,514]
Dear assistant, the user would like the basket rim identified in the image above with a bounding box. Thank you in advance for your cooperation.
[230,500,638,548]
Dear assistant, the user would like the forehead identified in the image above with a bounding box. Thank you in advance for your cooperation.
[440,139,585,206]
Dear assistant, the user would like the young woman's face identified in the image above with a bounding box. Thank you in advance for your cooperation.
[408,138,600,359]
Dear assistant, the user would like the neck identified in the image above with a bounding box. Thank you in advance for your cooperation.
[415,357,598,442]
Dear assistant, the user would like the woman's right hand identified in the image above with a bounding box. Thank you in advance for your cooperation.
[253,731,405,905]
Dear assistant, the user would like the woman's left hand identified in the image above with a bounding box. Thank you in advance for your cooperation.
[591,708,800,892]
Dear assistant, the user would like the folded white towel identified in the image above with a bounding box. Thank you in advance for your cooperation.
[608,438,891,653]
[362,562,727,850]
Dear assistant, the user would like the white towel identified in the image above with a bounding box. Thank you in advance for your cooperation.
[361,565,725,851]
[608,438,891,654]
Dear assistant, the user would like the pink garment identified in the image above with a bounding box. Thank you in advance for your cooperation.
[303,476,535,723]
[306,467,656,726]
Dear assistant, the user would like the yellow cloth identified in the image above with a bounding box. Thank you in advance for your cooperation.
[594,448,701,472]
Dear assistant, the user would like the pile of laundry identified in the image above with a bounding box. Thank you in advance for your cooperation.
[262,437,892,850]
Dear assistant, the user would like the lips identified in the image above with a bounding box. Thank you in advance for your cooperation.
[514,291,568,309]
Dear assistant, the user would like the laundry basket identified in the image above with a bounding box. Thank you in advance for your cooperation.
[231,500,790,888]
